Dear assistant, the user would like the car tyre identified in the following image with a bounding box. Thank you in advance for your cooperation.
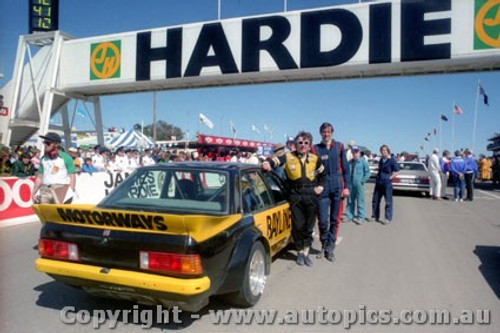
[229,241,267,307]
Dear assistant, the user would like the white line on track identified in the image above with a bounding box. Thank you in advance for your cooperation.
[477,189,500,200]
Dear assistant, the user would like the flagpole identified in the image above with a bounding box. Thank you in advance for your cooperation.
[472,80,480,152]
[439,118,443,153]
[218,0,221,20]
[452,101,455,153]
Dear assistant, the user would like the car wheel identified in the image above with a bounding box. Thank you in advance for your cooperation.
[229,241,267,307]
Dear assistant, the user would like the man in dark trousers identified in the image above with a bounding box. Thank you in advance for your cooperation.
[263,131,326,267]
[313,122,350,262]
[463,149,478,201]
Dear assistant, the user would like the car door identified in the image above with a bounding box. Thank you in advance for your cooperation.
[241,170,292,256]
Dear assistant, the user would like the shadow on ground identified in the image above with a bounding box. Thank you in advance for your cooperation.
[34,281,240,330]
[474,245,500,299]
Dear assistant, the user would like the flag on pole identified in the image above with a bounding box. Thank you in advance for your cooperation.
[440,114,448,121]
[453,104,464,114]
[433,128,437,136]
[76,108,86,118]
[479,83,489,106]
[251,125,260,134]
[199,113,214,129]
[230,120,237,136]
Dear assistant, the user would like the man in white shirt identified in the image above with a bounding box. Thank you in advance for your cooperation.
[141,149,156,166]
[114,147,130,171]
[429,148,442,200]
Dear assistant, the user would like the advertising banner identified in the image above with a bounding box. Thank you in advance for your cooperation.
[0,177,35,220]
[0,171,132,223]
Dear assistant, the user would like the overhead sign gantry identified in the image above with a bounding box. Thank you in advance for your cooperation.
[2,0,500,147]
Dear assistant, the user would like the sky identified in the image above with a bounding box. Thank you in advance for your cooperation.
[0,0,499,156]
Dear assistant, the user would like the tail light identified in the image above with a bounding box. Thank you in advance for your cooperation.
[39,239,79,261]
[392,177,400,183]
[139,251,203,275]
[418,177,430,184]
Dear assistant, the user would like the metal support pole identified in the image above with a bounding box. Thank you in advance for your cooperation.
[93,96,105,146]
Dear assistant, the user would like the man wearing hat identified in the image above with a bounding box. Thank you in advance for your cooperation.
[286,137,296,153]
[142,148,156,166]
[271,143,286,179]
[11,152,36,177]
[93,147,110,171]
[114,146,129,171]
[68,147,83,173]
[345,146,371,224]
[32,132,76,204]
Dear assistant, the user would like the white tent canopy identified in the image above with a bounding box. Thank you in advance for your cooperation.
[108,130,155,149]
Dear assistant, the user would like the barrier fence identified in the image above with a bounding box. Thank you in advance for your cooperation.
[0,172,131,224]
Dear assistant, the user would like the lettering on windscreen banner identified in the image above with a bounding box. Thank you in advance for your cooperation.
[56,208,168,231]
[128,172,160,198]
[104,172,130,196]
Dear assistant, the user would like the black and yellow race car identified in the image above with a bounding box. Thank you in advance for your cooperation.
[34,163,292,312]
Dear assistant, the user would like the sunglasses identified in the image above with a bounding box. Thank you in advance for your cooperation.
[43,141,54,145]
[297,141,310,145]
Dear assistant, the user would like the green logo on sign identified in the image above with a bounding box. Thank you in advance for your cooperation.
[90,40,121,80]
[474,0,500,49]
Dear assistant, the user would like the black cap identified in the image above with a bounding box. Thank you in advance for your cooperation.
[99,147,110,154]
[39,132,61,143]
[115,146,124,154]
[93,145,101,150]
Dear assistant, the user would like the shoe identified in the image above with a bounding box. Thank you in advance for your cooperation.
[454,198,459,202]
[459,199,464,202]
[364,217,371,223]
[380,219,391,225]
[296,253,305,266]
[303,255,313,267]
[316,247,325,259]
[326,251,336,262]
[352,217,360,224]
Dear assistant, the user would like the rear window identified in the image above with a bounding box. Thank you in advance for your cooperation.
[398,163,426,171]
[99,168,229,214]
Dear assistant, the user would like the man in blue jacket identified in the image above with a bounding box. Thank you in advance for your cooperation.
[450,150,466,201]
[346,146,371,224]
[463,149,478,201]
[314,122,350,262]
[371,145,400,224]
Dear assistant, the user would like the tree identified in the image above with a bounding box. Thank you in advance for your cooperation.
[137,120,184,140]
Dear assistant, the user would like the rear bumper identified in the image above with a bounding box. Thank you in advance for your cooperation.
[36,258,211,311]
[392,184,429,192]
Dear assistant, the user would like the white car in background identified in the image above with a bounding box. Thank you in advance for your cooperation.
[392,162,430,196]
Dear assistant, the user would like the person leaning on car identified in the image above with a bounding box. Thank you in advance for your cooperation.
[262,131,326,267]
